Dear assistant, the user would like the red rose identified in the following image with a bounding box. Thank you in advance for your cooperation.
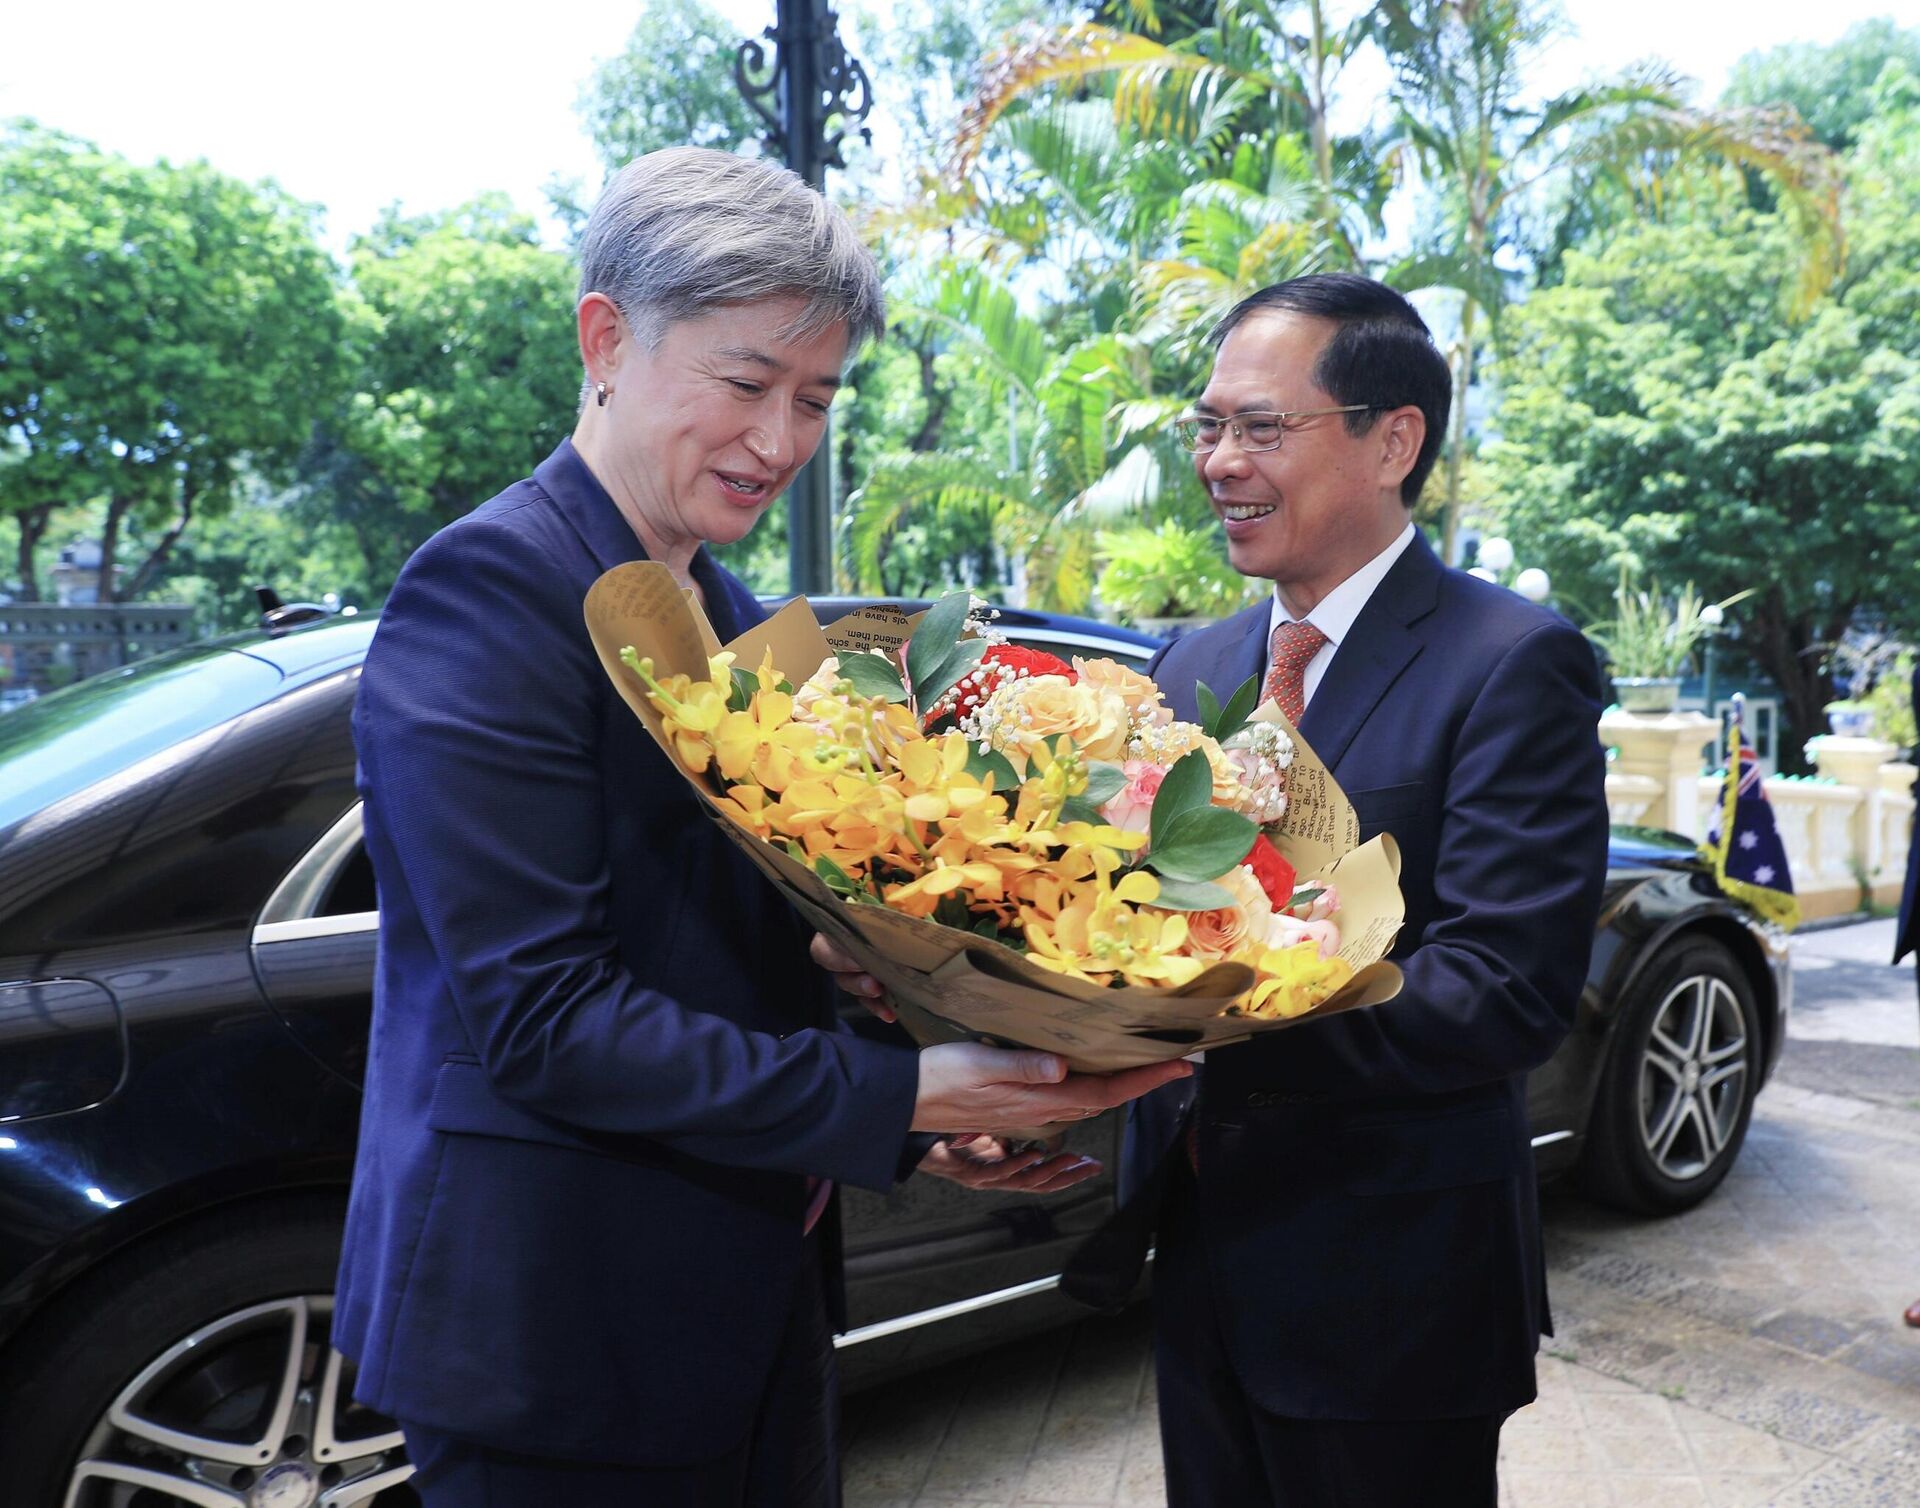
[1242,833,1297,911]
[934,642,1077,724]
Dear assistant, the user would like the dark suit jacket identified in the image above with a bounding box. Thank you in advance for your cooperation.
[333,441,920,1466]
[1895,667,1920,968]
[1073,531,1609,1420]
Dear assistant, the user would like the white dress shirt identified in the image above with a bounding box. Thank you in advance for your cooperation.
[1265,522,1417,710]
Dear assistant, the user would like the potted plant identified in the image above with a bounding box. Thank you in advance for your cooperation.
[1820,699,1876,738]
[1587,572,1753,714]
[1094,521,1253,637]
[1863,651,1917,757]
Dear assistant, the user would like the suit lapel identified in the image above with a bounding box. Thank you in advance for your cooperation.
[1298,531,1443,773]
[1184,602,1270,722]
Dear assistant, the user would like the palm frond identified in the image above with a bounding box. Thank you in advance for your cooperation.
[887,260,1056,398]
[1546,104,1844,310]
[951,24,1226,180]
[842,450,1036,593]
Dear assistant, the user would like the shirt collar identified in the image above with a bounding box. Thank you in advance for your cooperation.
[1268,521,1417,647]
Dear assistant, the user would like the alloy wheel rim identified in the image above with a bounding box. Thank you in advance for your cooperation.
[1636,972,1750,1182]
[63,1295,413,1508]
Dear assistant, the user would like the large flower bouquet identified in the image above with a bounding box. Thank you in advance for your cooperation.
[585,564,1404,1072]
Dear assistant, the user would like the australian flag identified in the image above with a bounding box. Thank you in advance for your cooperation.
[1701,697,1801,931]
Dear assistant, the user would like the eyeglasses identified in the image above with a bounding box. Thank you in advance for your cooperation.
[1171,405,1376,454]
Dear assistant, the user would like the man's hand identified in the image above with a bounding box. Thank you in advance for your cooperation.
[918,1135,1102,1194]
[811,932,895,1022]
[912,1041,1190,1135]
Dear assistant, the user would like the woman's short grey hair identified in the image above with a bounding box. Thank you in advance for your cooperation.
[578,147,886,372]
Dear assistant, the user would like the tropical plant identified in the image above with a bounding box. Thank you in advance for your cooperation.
[1094,520,1253,622]
[1585,572,1752,681]
[1862,652,1917,752]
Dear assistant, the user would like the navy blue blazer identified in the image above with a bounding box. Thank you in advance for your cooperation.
[1895,666,1920,967]
[334,441,920,1466]
[1072,531,1610,1420]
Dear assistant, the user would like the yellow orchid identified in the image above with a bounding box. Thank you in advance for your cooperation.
[1238,942,1356,1019]
[619,648,731,773]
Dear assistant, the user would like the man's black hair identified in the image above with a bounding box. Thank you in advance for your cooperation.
[1208,273,1451,509]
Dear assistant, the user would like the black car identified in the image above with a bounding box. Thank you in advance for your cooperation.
[0,610,1788,1505]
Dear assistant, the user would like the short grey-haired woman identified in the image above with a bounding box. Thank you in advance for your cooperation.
[335,147,1189,1508]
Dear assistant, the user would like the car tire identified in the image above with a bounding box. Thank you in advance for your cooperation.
[0,1196,415,1507]
[1579,935,1762,1215]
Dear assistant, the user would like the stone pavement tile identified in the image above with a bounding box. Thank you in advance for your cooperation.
[1499,1424,1607,1474]
[1498,1470,1612,1507]
[1507,1393,1586,1434]
[1838,1328,1920,1390]
[1590,1429,1697,1474]
[1014,1443,1124,1505]
[844,1448,936,1506]
[1034,1410,1132,1459]
[1750,1310,1861,1359]
[1114,1436,1165,1507]
[1606,1477,1710,1507]
[1538,1353,1641,1394]
[1842,1420,1920,1477]
[1681,1417,1822,1477]
[916,1451,1028,1503]
[1768,1458,1919,1508]
[1575,1393,1679,1433]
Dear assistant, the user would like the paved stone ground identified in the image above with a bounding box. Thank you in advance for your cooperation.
[842,919,1920,1507]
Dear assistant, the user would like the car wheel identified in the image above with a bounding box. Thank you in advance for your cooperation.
[0,1198,415,1507]
[1579,935,1761,1215]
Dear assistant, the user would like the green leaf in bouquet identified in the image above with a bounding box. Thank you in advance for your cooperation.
[1058,796,1107,827]
[838,650,909,703]
[1289,886,1325,908]
[1080,760,1127,808]
[964,745,1022,792]
[813,855,860,895]
[1139,875,1237,912]
[914,637,988,716]
[933,892,974,930]
[785,840,808,865]
[727,666,758,713]
[1210,674,1261,742]
[1150,749,1215,847]
[1195,681,1222,736]
[904,590,973,698]
[1148,805,1259,882]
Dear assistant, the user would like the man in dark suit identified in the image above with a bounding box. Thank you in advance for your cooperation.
[1067,274,1612,1505]
[1894,663,1920,1329]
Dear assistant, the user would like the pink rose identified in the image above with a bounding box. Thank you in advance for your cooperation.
[1099,759,1168,838]
[1265,913,1342,959]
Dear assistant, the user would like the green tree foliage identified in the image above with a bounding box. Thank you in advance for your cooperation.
[1487,77,1920,765]
[1376,0,1842,563]
[1724,17,1920,151]
[578,0,760,169]
[0,121,346,601]
[303,198,581,595]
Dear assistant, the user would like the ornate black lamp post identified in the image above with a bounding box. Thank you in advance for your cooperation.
[736,0,875,595]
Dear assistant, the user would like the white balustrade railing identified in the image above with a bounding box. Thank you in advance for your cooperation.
[1600,714,1916,921]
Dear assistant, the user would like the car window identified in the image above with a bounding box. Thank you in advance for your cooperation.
[0,648,281,832]
[322,845,378,916]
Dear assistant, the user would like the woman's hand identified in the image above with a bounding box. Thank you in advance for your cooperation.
[810,932,895,1022]
[918,1135,1102,1194]
[911,1042,1189,1135]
